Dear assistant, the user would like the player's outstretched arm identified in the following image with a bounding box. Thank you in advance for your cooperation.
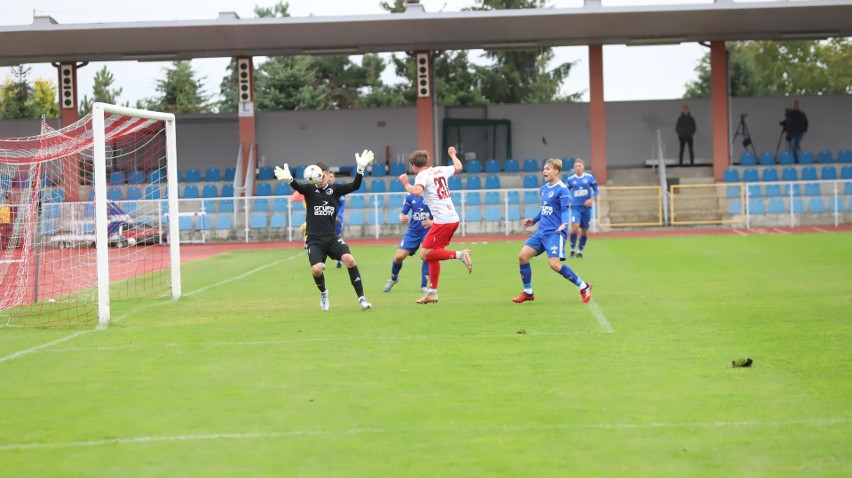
[398,174,424,196]
[448,146,463,174]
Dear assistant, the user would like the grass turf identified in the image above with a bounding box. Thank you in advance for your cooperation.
[0,232,850,477]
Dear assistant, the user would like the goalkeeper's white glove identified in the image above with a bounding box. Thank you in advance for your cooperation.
[274,164,293,183]
[355,149,374,175]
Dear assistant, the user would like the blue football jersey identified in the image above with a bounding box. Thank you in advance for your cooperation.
[566,173,598,207]
[536,182,571,234]
[401,194,432,234]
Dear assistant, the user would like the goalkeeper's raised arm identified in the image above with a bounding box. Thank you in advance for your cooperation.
[333,149,373,195]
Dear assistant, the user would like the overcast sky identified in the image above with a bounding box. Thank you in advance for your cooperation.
[0,0,761,106]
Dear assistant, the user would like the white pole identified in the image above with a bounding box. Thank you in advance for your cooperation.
[92,104,111,328]
[165,118,182,299]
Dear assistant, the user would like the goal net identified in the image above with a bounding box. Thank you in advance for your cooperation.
[0,103,181,328]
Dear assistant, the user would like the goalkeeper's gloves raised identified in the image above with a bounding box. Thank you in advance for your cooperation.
[274,164,293,183]
[355,149,374,175]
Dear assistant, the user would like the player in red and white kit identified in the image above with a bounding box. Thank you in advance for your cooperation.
[398,146,472,304]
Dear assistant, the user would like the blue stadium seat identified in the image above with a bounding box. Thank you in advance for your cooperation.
[219,200,234,213]
[144,186,161,200]
[255,183,272,196]
[485,206,501,222]
[43,203,61,219]
[389,163,406,176]
[466,160,482,174]
[484,159,500,173]
[448,176,462,191]
[523,190,540,204]
[725,185,741,198]
[466,176,482,190]
[723,168,740,183]
[838,149,852,164]
[748,199,765,214]
[465,192,482,205]
[817,150,834,164]
[828,197,845,213]
[507,191,520,204]
[522,158,539,172]
[791,198,805,213]
[42,220,56,235]
[202,184,219,198]
[450,192,461,205]
[761,168,779,182]
[253,199,269,212]
[797,150,814,164]
[367,194,384,208]
[747,184,761,198]
[485,176,501,189]
[50,189,66,203]
[763,184,781,198]
[371,163,387,176]
[804,183,821,197]
[349,195,366,209]
[290,211,306,227]
[127,170,145,184]
[524,205,539,218]
[390,181,406,193]
[807,198,825,213]
[758,152,775,166]
[841,166,852,180]
[198,215,213,231]
[270,213,287,228]
[507,206,521,221]
[224,167,236,182]
[821,166,838,180]
[109,171,126,185]
[0,174,11,189]
[523,175,540,189]
[742,168,759,183]
[777,151,795,165]
[184,169,202,183]
[728,199,742,215]
[249,213,267,230]
[147,170,163,184]
[783,183,802,197]
[205,168,221,182]
[215,214,232,231]
[182,185,199,199]
[740,152,757,166]
[221,184,235,197]
[781,167,798,182]
[107,187,123,201]
[124,187,141,201]
[274,182,291,196]
[484,191,501,205]
[257,167,274,180]
[503,159,520,173]
[465,207,482,222]
[179,216,194,231]
[801,167,817,181]
[370,179,386,193]
[768,198,785,214]
[387,212,402,225]
[349,211,365,225]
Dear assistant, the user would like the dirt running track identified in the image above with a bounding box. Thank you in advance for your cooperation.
[178,225,852,264]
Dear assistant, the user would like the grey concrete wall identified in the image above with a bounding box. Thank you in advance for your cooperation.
[2,95,849,174]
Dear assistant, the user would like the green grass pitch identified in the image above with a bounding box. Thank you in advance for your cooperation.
[1,232,850,477]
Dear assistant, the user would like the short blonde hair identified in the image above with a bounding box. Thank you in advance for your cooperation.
[544,158,563,172]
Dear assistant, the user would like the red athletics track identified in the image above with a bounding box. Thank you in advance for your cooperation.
[177,225,852,264]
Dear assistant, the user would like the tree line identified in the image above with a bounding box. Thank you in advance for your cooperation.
[0,0,849,119]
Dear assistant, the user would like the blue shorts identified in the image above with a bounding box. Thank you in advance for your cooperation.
[523,231,566,260]
[571,206,592,229]
[399,229,428,255]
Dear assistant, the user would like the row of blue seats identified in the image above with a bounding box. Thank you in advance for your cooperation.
[729,197,849,215]
[723,165,852,183]
[738,149,851,167]
[725,182,852,198]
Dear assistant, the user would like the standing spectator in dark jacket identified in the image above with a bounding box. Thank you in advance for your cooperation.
[675,105,697,166]
[782,100,808,162]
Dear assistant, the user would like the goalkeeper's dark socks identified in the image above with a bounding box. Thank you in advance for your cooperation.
[313,273,326,292]
[348,265,365,297]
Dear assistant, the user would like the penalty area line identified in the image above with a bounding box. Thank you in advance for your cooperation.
[588,299,614,333]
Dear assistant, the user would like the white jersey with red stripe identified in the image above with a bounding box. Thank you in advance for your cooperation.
[414,165,460,224]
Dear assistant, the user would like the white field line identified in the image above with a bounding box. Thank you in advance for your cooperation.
[772,228,792,234]
[0,253,303,364]
[588,299,614,333]
[732,228,748,236]
[0,417,848,452]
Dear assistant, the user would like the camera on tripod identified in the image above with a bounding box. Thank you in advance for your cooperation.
[733,113,755,153]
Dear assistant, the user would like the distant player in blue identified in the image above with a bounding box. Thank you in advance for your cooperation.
[333,175,345,268]
[565,158,598,258]
[383,194,433,293]
[513,158,592,304]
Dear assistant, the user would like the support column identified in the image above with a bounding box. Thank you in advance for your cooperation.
[588,45,608,185]
[710,41,730,182]
[56,62,81,202]
[236,57,257,194]
[414,51,435,166]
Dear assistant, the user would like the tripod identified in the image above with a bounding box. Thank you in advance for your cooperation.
[732,114,757,155]
[774,127,788,157]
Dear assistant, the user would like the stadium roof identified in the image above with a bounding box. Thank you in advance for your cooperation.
[0,0,850,66]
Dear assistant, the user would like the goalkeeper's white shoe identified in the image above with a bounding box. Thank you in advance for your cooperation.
[359,297,372,311]
[320,290,329,312]
[383,278,398,293]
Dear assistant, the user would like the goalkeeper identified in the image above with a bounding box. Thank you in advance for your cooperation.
[275,153,374,312]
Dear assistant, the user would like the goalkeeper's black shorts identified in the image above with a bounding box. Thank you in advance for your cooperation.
[305,234,351,266]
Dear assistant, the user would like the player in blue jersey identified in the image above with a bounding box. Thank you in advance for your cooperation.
[512,158,592,304]
[383,193,433,293]
[331,170,346,268]
[565,158,598,258]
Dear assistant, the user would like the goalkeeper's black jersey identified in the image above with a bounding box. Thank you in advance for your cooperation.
[290,173,362,238]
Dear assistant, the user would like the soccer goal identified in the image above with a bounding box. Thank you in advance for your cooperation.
[0,103,181,328]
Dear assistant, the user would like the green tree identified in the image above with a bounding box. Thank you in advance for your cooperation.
[684,39,852,98]
[79,66,125,115]
[255,56,327,110]
[352,53,408,108]
[140,61,212,113]
[32,78,59,119]
[1,65,37,119]
[217,59,240,113]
